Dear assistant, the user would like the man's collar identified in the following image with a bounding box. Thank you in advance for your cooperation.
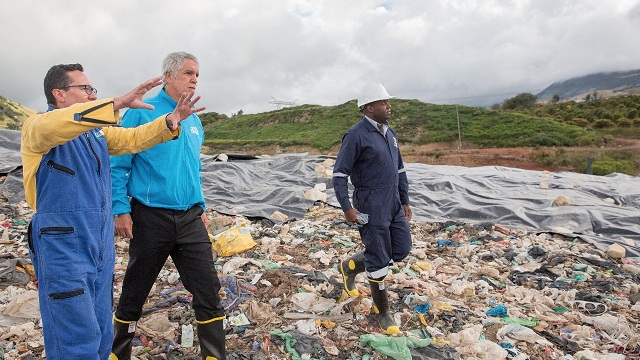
[159,87,178,106]
[365,116,387,129]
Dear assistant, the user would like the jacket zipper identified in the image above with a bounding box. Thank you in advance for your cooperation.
[85,132,101,175]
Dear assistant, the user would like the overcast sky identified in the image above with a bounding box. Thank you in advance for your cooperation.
[1,0,639,116]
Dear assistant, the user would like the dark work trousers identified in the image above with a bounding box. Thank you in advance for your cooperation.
[358,199,412,279]
[114,199,225,322]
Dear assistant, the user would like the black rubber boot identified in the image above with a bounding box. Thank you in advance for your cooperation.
[111,318,136,360]
[197,317,226,360]
[368,277,400,335]
[339,251,366,297]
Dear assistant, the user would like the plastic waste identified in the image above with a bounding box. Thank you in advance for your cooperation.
[446,325,508,358]
[359,333,433,360]
[487,304,508,317]
[499,317,539,327]
[497,323,544,343]
[181,324,193,348]
[210,220,257,257]
[355,213,369,225]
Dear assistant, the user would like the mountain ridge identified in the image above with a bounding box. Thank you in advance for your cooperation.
[536,68,640,101]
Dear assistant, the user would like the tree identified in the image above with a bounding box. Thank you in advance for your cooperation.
[502,93,537,110]
[551,94,561,103]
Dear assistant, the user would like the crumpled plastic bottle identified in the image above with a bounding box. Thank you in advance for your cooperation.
[182,324,194,347]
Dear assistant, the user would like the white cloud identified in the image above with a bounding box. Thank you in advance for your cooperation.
[1,0,639,115]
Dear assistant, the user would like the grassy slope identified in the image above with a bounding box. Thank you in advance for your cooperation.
[202,99,600,151]
[3,93,638,175]
[0,96,35,129]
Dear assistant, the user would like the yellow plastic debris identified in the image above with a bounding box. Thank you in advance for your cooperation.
[210,223,257,257]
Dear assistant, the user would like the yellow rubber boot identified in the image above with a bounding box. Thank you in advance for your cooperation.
[197,316,226,360]
[111,317,136,360]
[368,277,400,335]
[339,251,365,297]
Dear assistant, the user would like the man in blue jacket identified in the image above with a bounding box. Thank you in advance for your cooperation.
[333,82,413,335]
[110,52,225,360]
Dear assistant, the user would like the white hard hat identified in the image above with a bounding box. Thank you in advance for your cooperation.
[357,82,395,108]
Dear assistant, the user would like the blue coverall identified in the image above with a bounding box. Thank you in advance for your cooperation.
[333,117,412,279]
[21,100,179,360]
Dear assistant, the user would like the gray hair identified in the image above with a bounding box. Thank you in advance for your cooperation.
[161,52,198,86]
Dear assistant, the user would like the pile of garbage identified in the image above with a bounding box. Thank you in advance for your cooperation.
[1,184,639,359]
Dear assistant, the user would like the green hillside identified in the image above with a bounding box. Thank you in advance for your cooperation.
[200,99,601,152]
[0,96,34,129]
[3,92,639,175]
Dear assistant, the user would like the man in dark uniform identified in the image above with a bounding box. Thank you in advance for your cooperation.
[332,82,413,335]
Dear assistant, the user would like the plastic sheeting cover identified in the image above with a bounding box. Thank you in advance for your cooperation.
[0,129,22,174]
[1,129,639,259]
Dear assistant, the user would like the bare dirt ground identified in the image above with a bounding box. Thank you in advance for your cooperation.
[205,138,640,173]
[399,143,550,170]
[206,143,547,169]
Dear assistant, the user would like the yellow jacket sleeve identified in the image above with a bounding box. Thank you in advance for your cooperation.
[20,99,180,212]
[103,115,181,155]
[21,99,120,155]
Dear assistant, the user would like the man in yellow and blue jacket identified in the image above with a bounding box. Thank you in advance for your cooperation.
[21,63,204,360]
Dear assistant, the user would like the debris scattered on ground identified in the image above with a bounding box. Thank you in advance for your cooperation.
[1,183,639,359]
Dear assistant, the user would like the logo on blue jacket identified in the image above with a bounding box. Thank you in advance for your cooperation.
[94,129,105,140]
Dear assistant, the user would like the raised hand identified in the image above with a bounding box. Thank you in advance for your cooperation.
[113,76,163,111]
[165,91,206,130]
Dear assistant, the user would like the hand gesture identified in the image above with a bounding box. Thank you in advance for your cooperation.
[165,91,206,130]
[113,76,163,111]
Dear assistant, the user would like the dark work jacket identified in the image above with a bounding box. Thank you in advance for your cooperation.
[332,117,409,226]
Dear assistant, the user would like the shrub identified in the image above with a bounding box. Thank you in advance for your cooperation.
[585,159,636,176]
[617,118,633,127]
[568,118,590,127]
[592,119,615,128]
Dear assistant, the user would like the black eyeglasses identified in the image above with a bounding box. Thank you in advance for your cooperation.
[63,84,98,95]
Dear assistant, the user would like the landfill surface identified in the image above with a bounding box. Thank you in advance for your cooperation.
[1,186,640,359]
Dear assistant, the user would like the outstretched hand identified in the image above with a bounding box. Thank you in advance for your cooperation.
[113,76,163,111]
[165,91,206,130]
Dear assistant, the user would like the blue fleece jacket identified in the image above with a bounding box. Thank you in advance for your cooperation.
[111,89,205,215]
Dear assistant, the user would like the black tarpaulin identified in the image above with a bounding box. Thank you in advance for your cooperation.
[1,129,639,259]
